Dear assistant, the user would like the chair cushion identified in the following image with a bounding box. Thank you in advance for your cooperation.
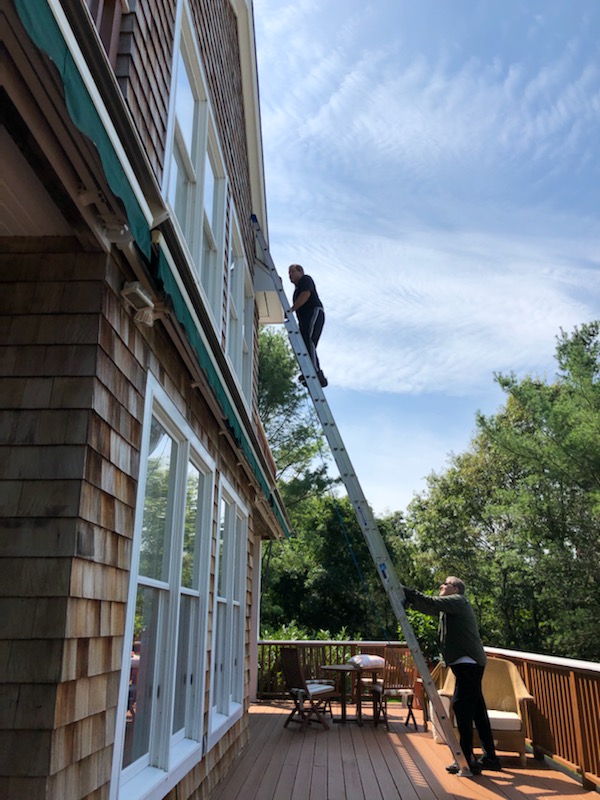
[487,710,522,731]
[348,654,385,668]
[307,683,335,697]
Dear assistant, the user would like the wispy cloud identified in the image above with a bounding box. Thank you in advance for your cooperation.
[254,0,600,511]
[274,223,598,395]
[257,1,600,211]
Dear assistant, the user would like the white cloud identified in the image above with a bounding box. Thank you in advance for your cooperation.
[254,1,600,511]
[274,223,598,395]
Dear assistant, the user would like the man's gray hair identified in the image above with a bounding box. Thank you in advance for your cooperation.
[446,576,465,594]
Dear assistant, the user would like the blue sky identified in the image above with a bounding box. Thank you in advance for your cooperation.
[253,0,600,515]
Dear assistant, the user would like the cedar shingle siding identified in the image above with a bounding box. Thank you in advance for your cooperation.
[0,1,283,798]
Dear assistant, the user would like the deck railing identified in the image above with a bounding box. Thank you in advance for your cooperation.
[256,639,409,697]
[257,640,600,791]
[486,646,600,791]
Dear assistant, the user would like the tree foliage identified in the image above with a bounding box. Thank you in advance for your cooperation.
[258,322,600,660]
[406,322,600,659]
[258,327,332,509]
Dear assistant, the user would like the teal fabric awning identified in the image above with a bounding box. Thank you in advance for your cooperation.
[15,0,151,258]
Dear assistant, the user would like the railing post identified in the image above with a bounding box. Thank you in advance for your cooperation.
[569,669,593,791]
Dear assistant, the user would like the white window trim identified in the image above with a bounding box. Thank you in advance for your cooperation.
[163,0,227,335]
[206,477,247,752]
[225,204,254,408]
[110,374,215,800]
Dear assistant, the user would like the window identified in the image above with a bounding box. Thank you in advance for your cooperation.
[166,4,226,326]
[112,379,214,799]
[209,481,247,746]
[226,215,254,403]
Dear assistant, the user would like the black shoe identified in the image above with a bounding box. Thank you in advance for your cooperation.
[298,374,307,386]
[477,755,501,770]
[446,761,482,776]
[317,371,328,387]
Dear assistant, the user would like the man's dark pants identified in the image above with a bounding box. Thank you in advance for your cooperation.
[450,663,496,763]
[298,308,325,373]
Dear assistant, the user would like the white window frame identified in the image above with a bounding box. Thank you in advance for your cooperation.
[164,0,227,330]
[226,208,254,405]
[110,375,215,800]
[207,478,247,751]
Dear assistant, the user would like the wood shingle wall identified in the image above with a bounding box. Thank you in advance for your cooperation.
[0,249,135,799]
[1,0,279,796]
[117,0,176,183]
[0,242,261,798]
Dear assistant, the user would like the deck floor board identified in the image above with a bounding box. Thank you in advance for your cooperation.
[210,703,595,800]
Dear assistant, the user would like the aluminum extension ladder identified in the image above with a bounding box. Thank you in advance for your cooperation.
[252,215,471,776]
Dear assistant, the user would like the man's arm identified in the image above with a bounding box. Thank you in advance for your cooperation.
[290,290,311,313]
[403,587,465,616]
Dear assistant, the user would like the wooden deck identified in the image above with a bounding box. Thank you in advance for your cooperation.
[210,702,595,800]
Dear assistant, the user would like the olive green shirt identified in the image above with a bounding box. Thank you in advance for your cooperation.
[408,592,487,667]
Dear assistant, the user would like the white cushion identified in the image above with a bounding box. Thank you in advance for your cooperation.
[487,710,522,731]
[307,683,335,697]
[430,699,522,742]
[348,654,385,668]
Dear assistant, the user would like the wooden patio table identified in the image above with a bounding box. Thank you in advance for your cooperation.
[321,663,383,725]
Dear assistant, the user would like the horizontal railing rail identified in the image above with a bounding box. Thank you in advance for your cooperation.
[257,640,600,791]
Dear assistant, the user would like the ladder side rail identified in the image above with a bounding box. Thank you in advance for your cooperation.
[252,216,468,773]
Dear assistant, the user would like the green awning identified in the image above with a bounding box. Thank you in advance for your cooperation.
[15,0,151,258]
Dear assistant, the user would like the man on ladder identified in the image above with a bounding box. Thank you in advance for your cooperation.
[288,263,328,387]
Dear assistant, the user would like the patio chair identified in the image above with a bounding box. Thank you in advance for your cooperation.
[435,657,534,764]
[371,648,418,730]
[281,647,337,731]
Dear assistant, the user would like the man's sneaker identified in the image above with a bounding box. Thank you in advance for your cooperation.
[446,761,482,776]
[298,374,307,386]
[317,371,328,387]
[477,755,502,770]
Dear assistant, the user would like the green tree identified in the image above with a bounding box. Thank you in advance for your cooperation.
[407,322,600,659]
[477,322,600,658]
[261,495,400,639]
[258,327,332,509]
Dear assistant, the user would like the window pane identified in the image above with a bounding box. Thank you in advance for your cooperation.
[123,586,160,768]
[217,498,229,597]
[176,52,195,154]
[213,599,226,712]
[203,151,216,228]
[140,418,174,582]
[233,515,244,603]
[173,594,196,735]
[202,223,216,293]
[168,144,188,225]
[231,603,242,703]
[182,463,200,589]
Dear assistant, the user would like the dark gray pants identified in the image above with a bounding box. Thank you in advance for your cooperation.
[450,663,496,763]
[298,307,325,373]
